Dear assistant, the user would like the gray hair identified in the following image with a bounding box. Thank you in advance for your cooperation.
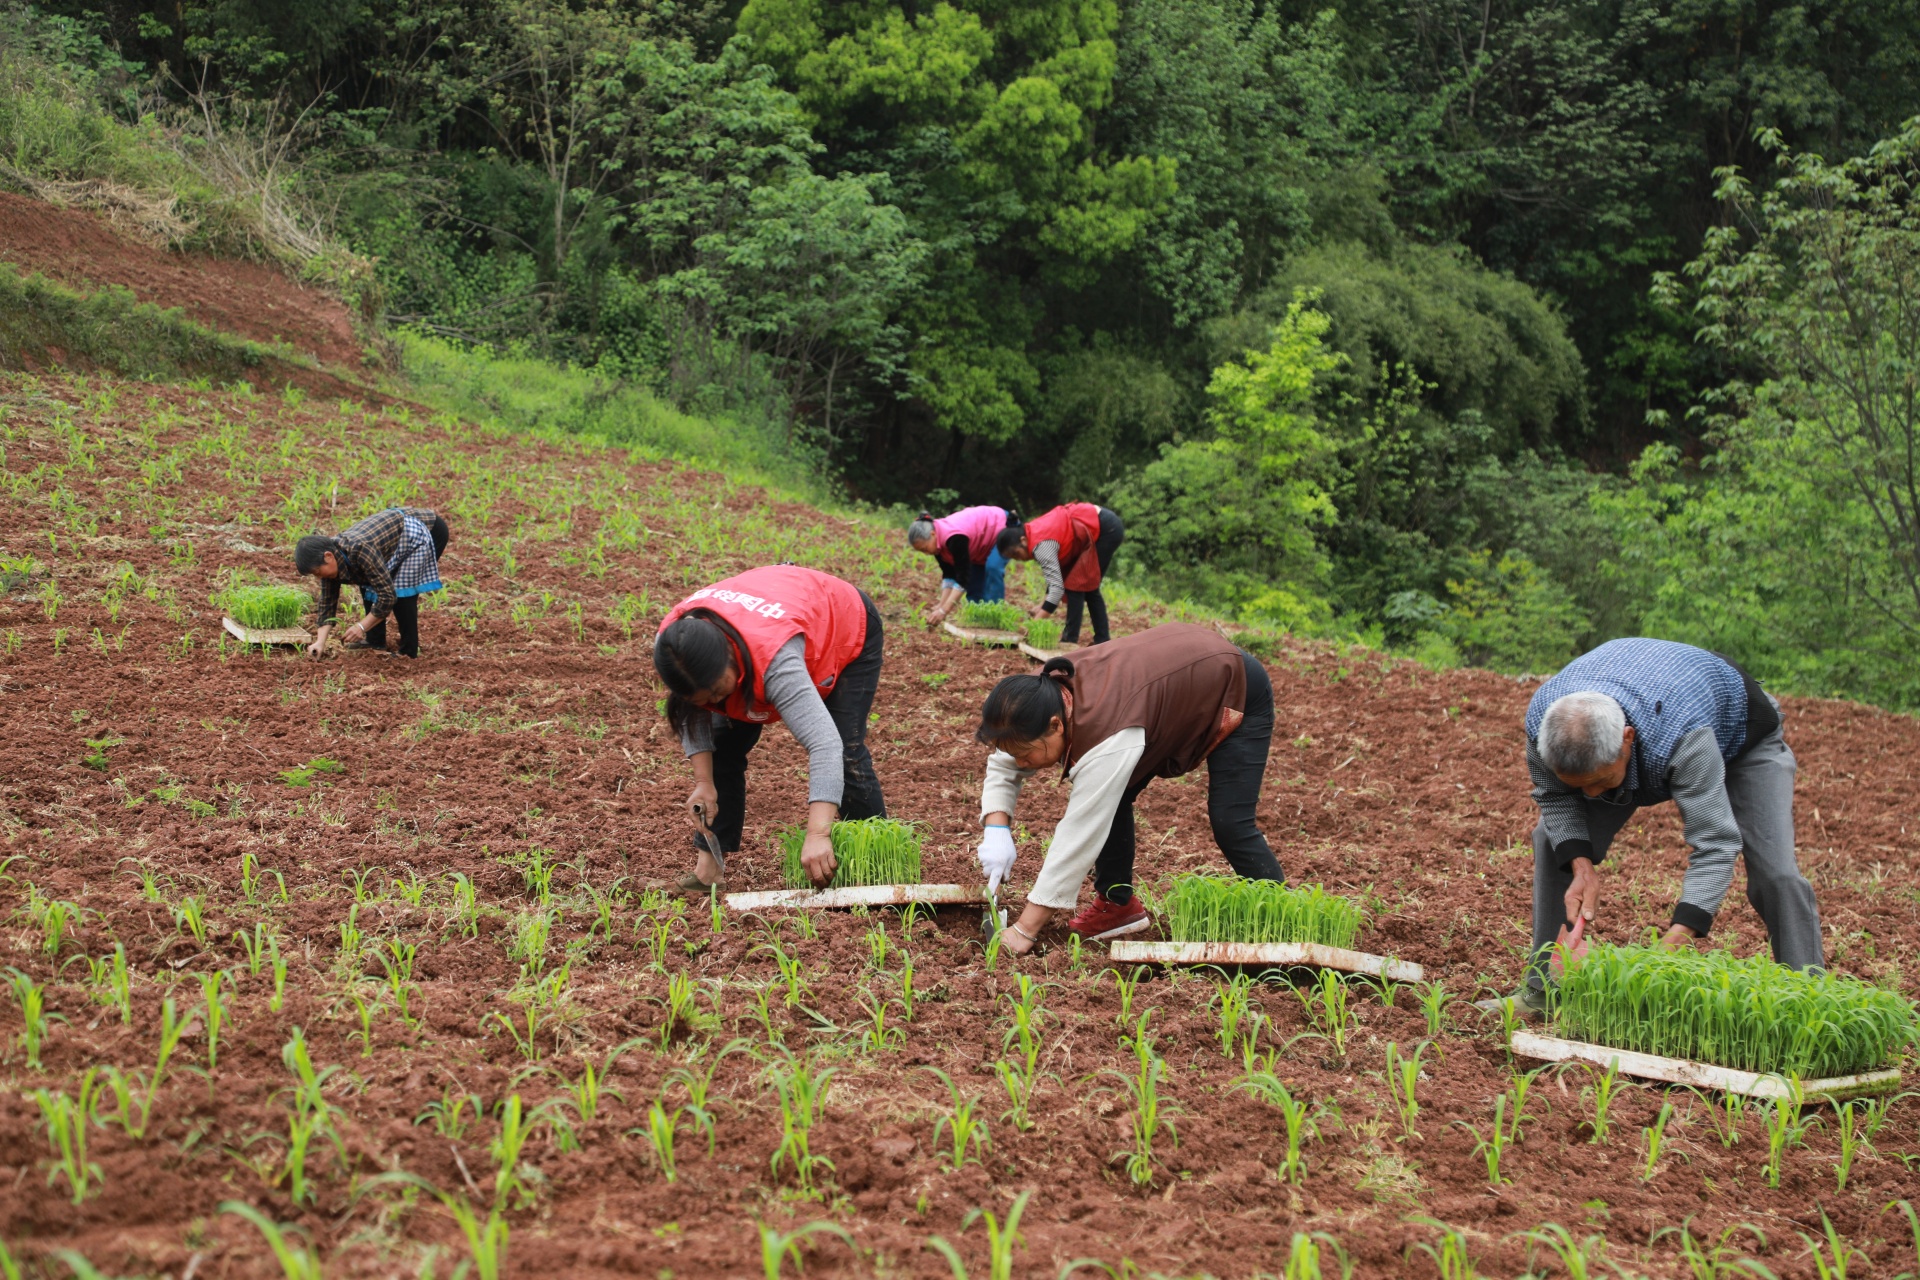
[1538,691,1627,776]
[906,513,935,547]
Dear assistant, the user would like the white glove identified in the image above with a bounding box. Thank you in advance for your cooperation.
[977,824,1017,894]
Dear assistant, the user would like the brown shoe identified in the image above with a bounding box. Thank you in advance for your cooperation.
[645,871,723,896]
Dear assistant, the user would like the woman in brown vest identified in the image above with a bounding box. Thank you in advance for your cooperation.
[972,623,1283,953]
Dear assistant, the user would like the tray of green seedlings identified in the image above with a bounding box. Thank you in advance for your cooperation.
[725,816,987,911]
[1109,874,1421,981]
[943,601,1025,646]
[1018,616,1073,661]
[1513,942,1915,1101]
[217,583,313,645]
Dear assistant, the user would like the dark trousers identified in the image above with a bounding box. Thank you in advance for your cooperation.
[707,591,887,852]
[1062,508,1125,645]
[1094,650,1283,903]
[365,516,449,658]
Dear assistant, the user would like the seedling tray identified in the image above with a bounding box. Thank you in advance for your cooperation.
[1510,1030,1902,1102]
[1019,641,1078,662]
[221,616,311,646]
[1108,940,1422,982]
[943,620,1021,647]
[725,883,987,911]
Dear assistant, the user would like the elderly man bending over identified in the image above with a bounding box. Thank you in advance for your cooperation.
[1493,637,1822,1017]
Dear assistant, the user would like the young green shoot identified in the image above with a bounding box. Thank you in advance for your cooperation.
[31,1070,103,1203]
[1641,1101,1676,1181]
[219,1200,323,1280]
[767,1050,837,1194]
[1453,1094,1510,1185]
[926,1190,1031,1280]
[1211,972,1254,1058]
[1163,875,1362,947]
[1385,1041,1425,1141]
[6,967,57,1069]
[1585,1059,1621,1144]
[924,1066,992,1170]
[1235,1071,1329,1184]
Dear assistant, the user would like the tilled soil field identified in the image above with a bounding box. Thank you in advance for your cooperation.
[1,371,1917,1279]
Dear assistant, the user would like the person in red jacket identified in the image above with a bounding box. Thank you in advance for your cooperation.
[653,566,887,892]
[996,503,1125,645]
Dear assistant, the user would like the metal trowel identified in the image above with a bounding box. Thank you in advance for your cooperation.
[692,802,726,883]
[982,879,1008,939]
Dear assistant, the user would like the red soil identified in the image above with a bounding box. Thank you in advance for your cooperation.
[0,190,366,369]
[0,373,1916,1279]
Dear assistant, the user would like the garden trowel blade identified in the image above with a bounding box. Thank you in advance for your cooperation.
[982,883,1007,939]
[692,802,726,879]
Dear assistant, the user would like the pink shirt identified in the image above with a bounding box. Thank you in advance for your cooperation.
[931,506,1008,566]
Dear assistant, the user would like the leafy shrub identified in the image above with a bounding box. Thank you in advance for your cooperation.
[778,817,922,889]
[218,584,310,630]
[1556,943,1916,1078]
[1023,617,1063,649]
[1162,875,1363,949]
[957,601,1024,631]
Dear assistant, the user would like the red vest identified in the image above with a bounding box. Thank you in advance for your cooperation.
[659,566,868,725]
[1025,503,1105,591]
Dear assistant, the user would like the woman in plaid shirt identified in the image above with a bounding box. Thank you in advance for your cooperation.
[294,507,450,658]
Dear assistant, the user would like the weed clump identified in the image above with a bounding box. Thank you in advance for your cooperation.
[218,584,310,630]
[778,817,922,888]
[957,601,1024,632]
[1162,875,1363,949]
[1024,617,1064,649]
[1556,943,1915,1077]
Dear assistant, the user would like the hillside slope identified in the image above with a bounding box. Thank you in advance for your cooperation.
[0,201,1916,1279]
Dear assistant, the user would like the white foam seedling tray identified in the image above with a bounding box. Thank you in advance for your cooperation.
[943,621,1022,647]
[222,616,311,646]
[1108,940,1422,982]
[724,883,987,911]
[1511,1030,1901,1102]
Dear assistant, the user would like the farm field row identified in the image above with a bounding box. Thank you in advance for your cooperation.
[1,373,1918,1277]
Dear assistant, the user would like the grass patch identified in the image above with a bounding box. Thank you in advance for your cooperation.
[217,583,309,629]
[0,266,286,383]
[1162,875,1364,949]
[1555,942,1915,1078]
[1023,617,1063,649]
[957,601,1024,631]
[777,816,922,889]
[280,758,345,787]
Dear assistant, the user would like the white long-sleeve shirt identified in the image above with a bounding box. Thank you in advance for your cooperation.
[980,727,1146,908]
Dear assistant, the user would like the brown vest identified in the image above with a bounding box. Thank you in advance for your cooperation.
[1064,624,1248,788]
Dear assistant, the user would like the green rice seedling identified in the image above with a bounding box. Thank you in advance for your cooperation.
[864,923,891,970]
[1687,1084,1748,1149]
[635,1099,685,1181]
[1386,1041,1425,1141]
[1652,1219,1772,1280]
[755,1220,854,1280]
[1492,995,1526,1060]
[491,1094,536,1209]
[31,1071,103,1203]
[640,910,683,972]
[1164,875,1363,947]
[86,943,133,1023]
[1454,1094,1510,1185]
[958,601,1025,631]
[926,1190,1031,1280]
[97,1065,157,1139]
[1520,1225,1606,1280]
[7,967,57,1069]
[239,852,263,903]
[218,584,310,630]
[1296,970,1358,1056]
[235,923,270,975]
[899,952,917,1021]
[280,1027,344,1129]
[442,1195,510,1280]
[777,816,923,889]
[666,1038,749,1155]
[924,1067,991,1171]
[1281,1232,1352,1280]
[1584,1059,1621,1144]
[509,909,550,977]
[1104,964,1151,1027]
[268,936,289,1012]
[1556,942,1916,1077]
[983,924,1004,972]
[856,988,905,1052]
[1416,980,1453,1037]
[767,1051,837,1193]
[416,1088,485,1140]
[1506,1067,1544,1143]
[1801,1214,1865,1280]
[376,941,418,1027]
[709,883,724,934]
[1405,1217,1481,1280]
[1001,974,1047,1067]
[1023,617,1064,650]
[1888,1201,1920,1280]
[1762,1077,1818,1188]
[1641,1101,1676,1180]
[1211,972,1254,1058]
[391,868,428,908]
[347,986,382,1057]
[1101,1009,1179,1188]
[1236,1072,1332,1183]
[200,970,229,1072]
[1832,1101,1868,1191]
[31,895,81,955]
[447,873,481,937]
[752,937,811,1008]
[220,1201,322,1280]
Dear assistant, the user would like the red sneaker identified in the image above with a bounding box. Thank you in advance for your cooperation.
[1067,892,1150,940]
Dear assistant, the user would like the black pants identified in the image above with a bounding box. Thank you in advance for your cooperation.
[1061,508,1126,645]
[365,516,450,658]
[1093,651,1282,903]
[707,591,887,852]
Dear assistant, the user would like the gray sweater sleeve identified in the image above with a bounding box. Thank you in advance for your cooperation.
[1667,726,1742,927]
[762,636,845,807]
[678,710,722,757]
[1527,738,1595,868]
[1033,540,1066,606]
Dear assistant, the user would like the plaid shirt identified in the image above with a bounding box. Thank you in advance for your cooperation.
[317,507,438,626]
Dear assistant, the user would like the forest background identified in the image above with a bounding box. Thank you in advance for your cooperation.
[5,0,1920,708]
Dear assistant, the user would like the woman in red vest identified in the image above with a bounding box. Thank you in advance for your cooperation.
[996,503,1124,645]
[969,623,1282,953]
[653,565,886,892]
